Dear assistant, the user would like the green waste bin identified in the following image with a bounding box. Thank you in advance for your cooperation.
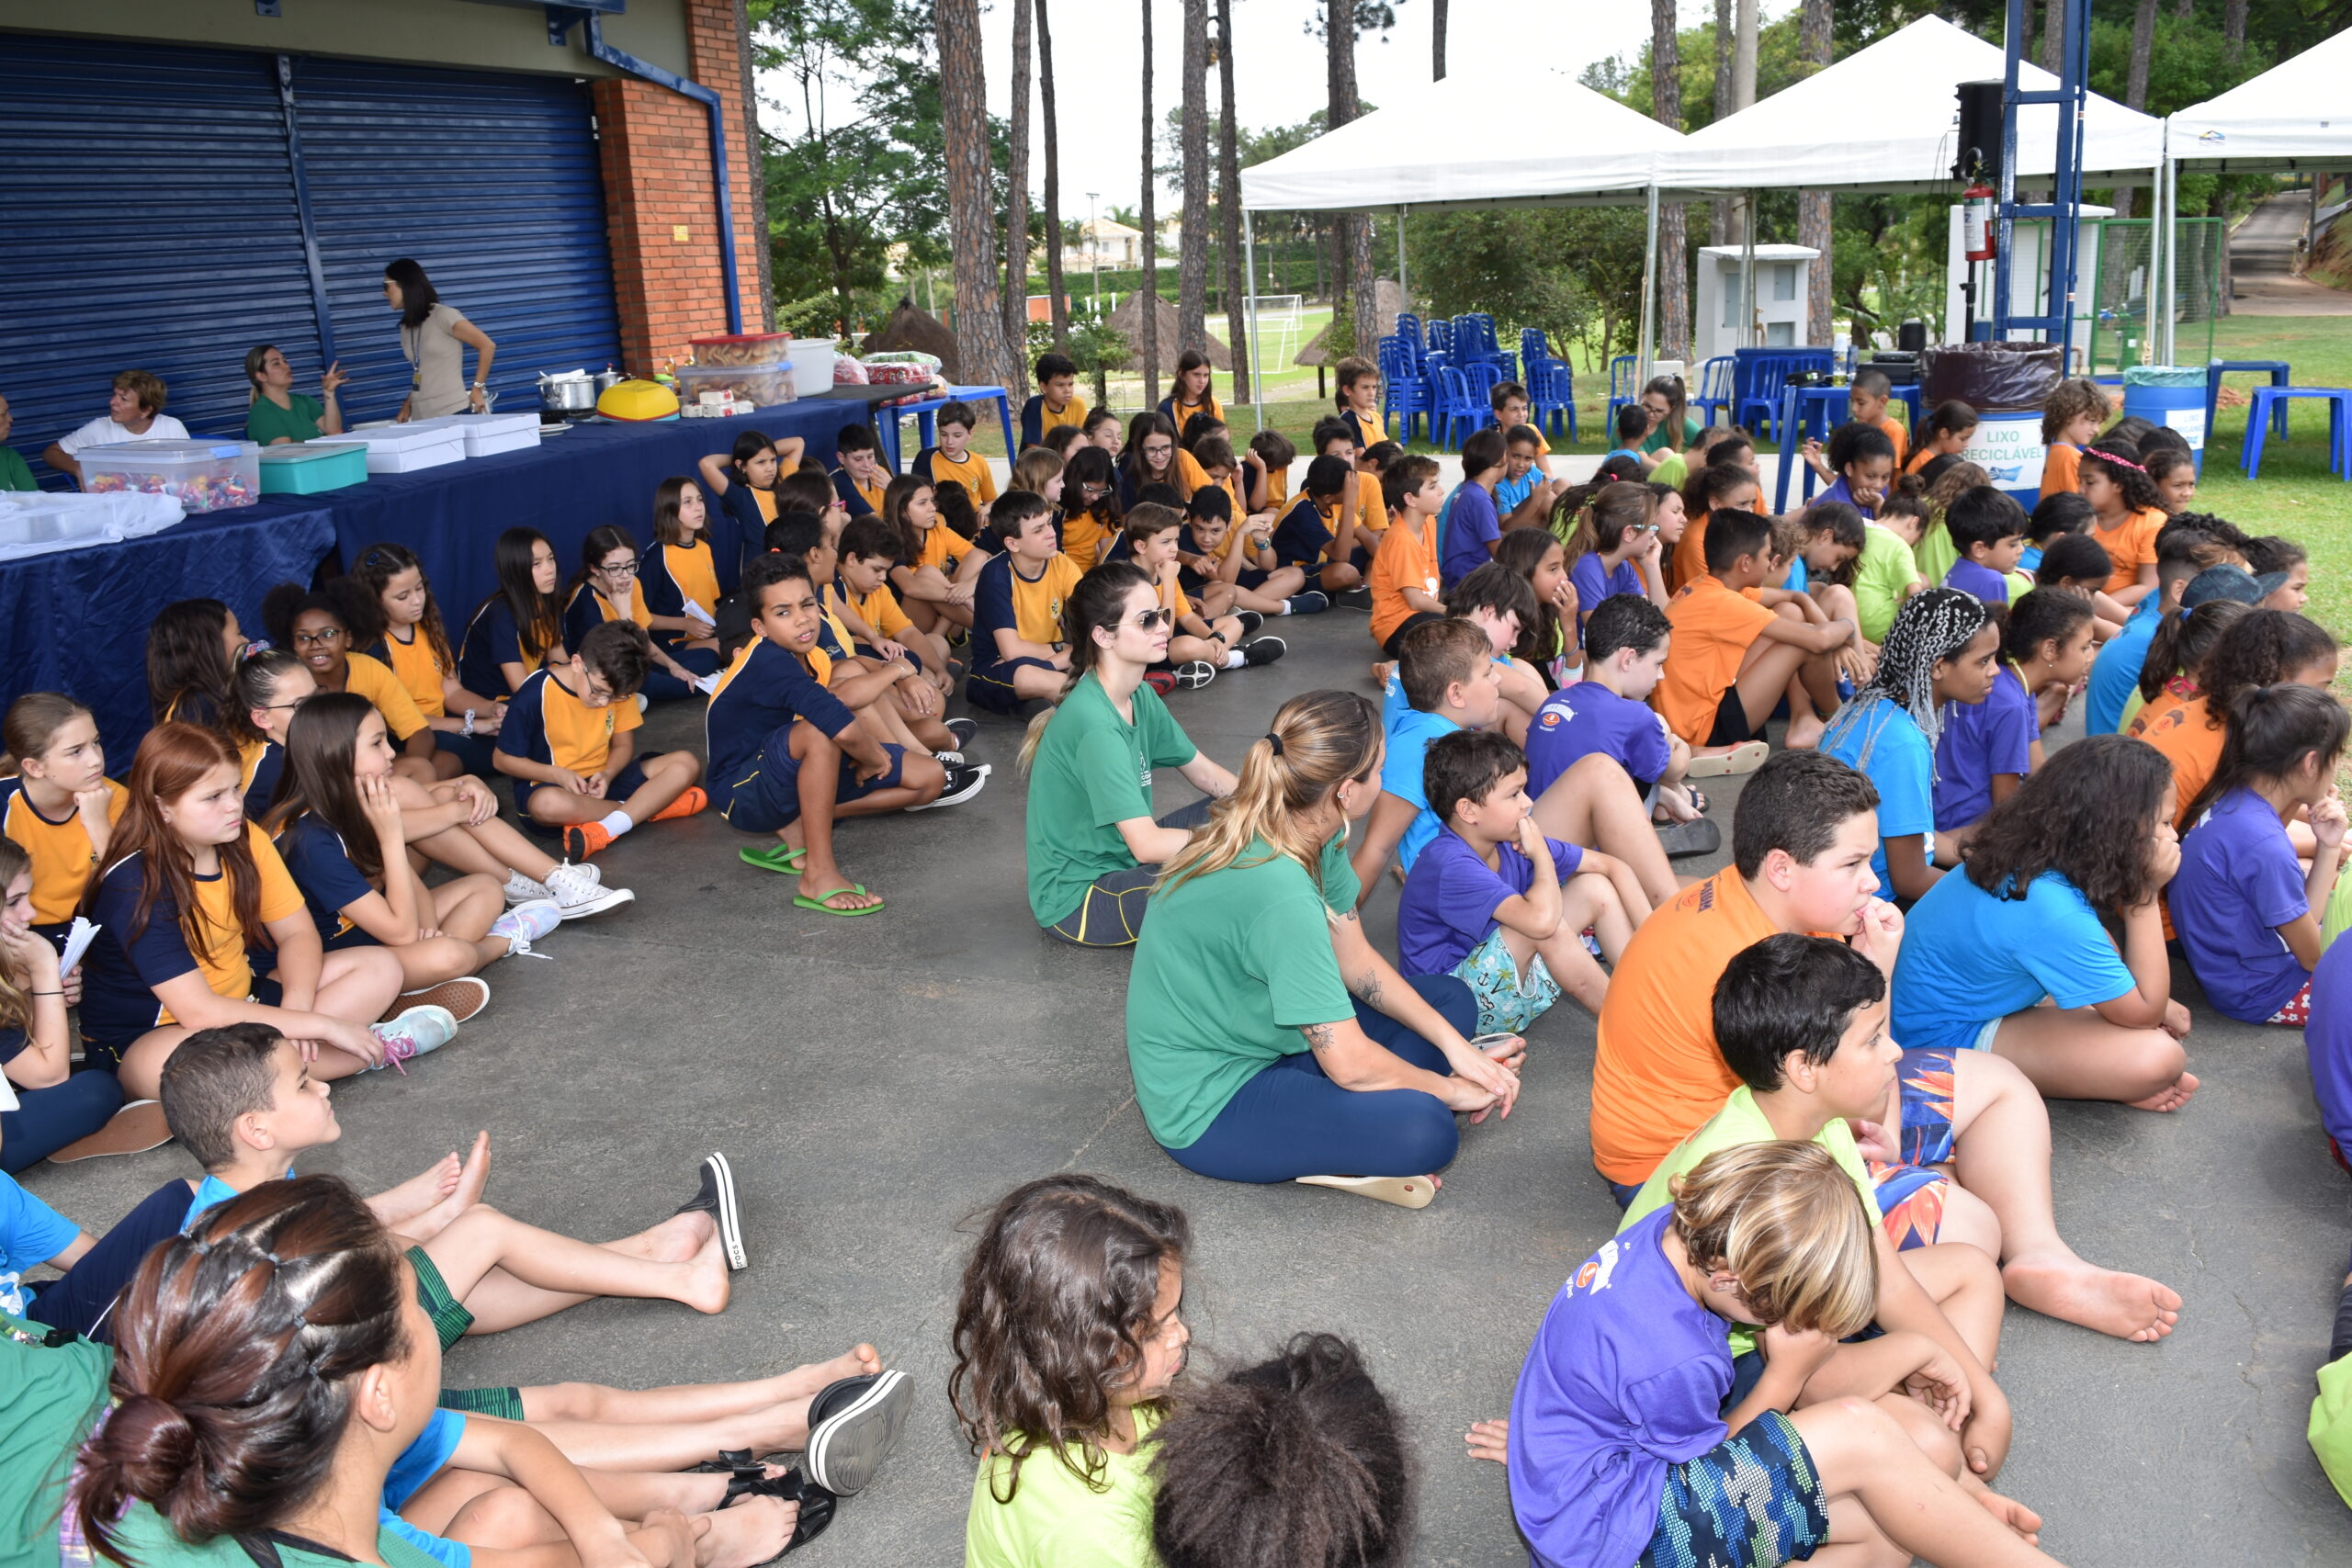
[2122,365,2209,475]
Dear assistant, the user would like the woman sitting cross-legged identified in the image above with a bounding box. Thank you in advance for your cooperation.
[1125,689,1524,1209]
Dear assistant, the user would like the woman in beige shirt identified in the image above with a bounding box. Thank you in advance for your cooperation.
[384,257,496,421]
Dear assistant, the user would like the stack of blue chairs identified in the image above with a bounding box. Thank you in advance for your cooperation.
[1520,328,1577,442]
[1731,348,1835,439]
[1377,335,1430,441]
[1690,355,1736,428]
[1605,355,1640,431]
[1430,366,1486,449]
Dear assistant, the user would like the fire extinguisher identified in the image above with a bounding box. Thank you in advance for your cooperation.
[1962,183,1996,263]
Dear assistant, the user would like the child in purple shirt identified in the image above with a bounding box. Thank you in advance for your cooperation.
[2172,684,2350,1024]
[1940,484,2027,609]
[1527,595,1684,802]
[1396,730,1628,1033]
[1439,428,1508,592]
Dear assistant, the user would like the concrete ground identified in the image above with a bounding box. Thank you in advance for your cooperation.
[22,608,2352,1565]
[2230,192,2352,317]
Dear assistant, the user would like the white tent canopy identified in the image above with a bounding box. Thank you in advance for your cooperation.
[1658,16,2164,195]
[1238,69,1685,214]
[2167,28,2352,172]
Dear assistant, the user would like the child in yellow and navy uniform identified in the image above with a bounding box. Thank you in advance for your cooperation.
[831,423,890,517]
[1270,453,1371,593]
[563,524,718,704]
[494,621,706,860]
[1158,350,1224,437]
[348,542,505,779]
[262,581,439,784]
[1021,353,1090,450]
[639,479,730,694]
[914,400,999,509]
[0,693,125,946]
[966,491,1083,714]
[1336,355,1384,449]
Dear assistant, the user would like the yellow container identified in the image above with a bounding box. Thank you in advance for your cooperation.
[596,378,681,423]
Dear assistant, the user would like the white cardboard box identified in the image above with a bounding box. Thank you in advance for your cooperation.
[441,412,543,458]
[340,423,469,473]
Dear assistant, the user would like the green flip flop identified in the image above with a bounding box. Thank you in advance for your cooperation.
[740,842,806,874]
[794,884,886,917]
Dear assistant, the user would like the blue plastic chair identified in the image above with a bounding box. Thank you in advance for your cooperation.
[1380,342,1430,441]
[1432,367,1485,450]
[1521,330,1577,442]
[1690,355,1736,427]
[1426,318,1454,357]
[1605,355,1640,427]
[1464,361,1504,422]
[2241,387,2352,479]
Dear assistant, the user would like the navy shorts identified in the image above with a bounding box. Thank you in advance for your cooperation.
[722,728,906,834]
[514,755,652,818]
[432,728,501,778]
[967,656,1061,714]
[1636,1410,1829,1568]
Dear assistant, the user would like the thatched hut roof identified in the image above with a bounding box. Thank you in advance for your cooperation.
[1107,293,1232,370]
[1295,279,1404,366]
[861,301,961,380]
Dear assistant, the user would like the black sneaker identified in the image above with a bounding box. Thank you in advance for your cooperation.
[804,1370,914,1496]
[910,761,990,810]
[1334,586,1374,611]
[944,716,978,747]
[1285,590,1331,615]
[1234,610,1264,637]
[1170,660,1217,689]
[1241,637,1287,668]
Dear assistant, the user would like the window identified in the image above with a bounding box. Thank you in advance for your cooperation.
[1772,264,1798,302]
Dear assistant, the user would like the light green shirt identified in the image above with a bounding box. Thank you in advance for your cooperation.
[102,1501,446,1568]
[1912,518,1959,592]
[0,1315,111,1568]
[245,392,325,446]
[1126,836,1359,1149]
[1620,1088,1883,1357]
[1851,522,1922,644]
[1024,674,1197,927]
[965,1409,1163,1568]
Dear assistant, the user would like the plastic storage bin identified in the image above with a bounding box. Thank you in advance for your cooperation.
[688,332,790,367]
[442,412,542,457]
[2122,365,2209,474]
[676,360,797,408]
[79,439,261,512]
[339,423,467,474]
[786,338,836,396]
[258,442,369,495]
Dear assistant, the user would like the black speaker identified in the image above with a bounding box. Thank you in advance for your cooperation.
[1954,80,2005,184]
[1898,320,1928,353]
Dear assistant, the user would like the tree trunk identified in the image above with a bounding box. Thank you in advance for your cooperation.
[2118,0,2157,219]
[2039,0,2062,76]
[2223,0,2247,62]
[1798,0,1833,346]
[1433,0,1449,80]
[936,0,1012,388]
[1721,0,1740,242]
[1178,0,1210,350]
[1001,0,1034,392]
[1327,0,1376,353]
[1038,0,1068,351]
[1216,0,1250,400]
[1652,0,1690,362]
[2174,0,2192,17]
[1138,0,1159,403]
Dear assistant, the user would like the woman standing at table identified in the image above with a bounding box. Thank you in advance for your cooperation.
[243,344,347,445]
[384,258,495,422]
[1125,689,1523,1209]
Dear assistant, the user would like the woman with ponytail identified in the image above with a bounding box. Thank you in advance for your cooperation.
[76,1176,728,1568]
[1125,691,1521,1208]
[1816,589,1999,904]
[1559,482,1668,641]
[1022,563,1237,947]
[2173,684,2352,1025]
[2134,598,2337,831]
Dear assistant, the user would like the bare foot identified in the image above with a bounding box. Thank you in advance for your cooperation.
[1782,713,1826,750]
[613,1210,718,1265]
[781,1344,883,1398]
[398,1132,493,1245]
[1958,1474,2044,1545]
[2000,1250,2181,1343]
[371,1150,461,1229]
[677,1229,733,1315]
[794,874,882,913]
[1464,1417,1509,1464]
[704,1495,795,1568]
[2126,1071,2199,1113]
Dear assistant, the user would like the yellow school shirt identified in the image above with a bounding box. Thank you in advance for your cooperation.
[1166,391,1223,432]
[1175,447,1212,502]
[831,578,912,642]
[340,653,429,742]
[1037,394,1090,437]
[1342,408,1382,449]
[589,580,656,631]
[163,823,307,1023]
[662,543,722,618]
[2,778,126,924]
[914,522,967,576]
[845,473,888,516]
[1004,552,1087,645]
[1262,465,1292,509]
[1063,504,1117,571]
[926,446,999,505]
[540,668,642,776]
[752,487,779,525]
[379,626,450,717]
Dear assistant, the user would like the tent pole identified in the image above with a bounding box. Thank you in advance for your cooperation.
[1742,194,1758,348]
[1244,205,1264,433]
[2156,136,2175,365]
[1638,184,1658,383]
[1396,206,1408,309]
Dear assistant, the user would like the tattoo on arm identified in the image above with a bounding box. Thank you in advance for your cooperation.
[1302,1022,1338,1053]
[1348,969,1384,1008]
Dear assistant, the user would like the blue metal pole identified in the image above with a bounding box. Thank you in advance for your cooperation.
[275,55,338,368]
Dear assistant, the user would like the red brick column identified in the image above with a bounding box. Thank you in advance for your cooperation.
[594,0,767,374]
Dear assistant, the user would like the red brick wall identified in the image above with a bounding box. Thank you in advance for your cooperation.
[594,0,766,374]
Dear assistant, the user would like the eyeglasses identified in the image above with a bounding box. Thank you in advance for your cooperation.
[1131,607,1175,631]
[290,626,346,647]
[1079,480,1111,494]
[595,558,640,577]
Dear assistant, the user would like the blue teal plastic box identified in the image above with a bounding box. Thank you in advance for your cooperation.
[258,442,370,495]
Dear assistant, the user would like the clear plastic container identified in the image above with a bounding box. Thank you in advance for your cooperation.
[675,360,797,407]
[688,332,790,367]
[79,438,262,512]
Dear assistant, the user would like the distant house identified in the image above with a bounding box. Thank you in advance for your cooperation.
[1063,217,1148,272]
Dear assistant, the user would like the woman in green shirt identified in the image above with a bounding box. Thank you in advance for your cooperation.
[0,392,39,491]
[1636,375,1703,458]
[1125,690,1524,1206]
[243,344,347,446]
[1021,562,1237,946]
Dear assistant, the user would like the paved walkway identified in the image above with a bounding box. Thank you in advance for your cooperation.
[2232,192,2352,316]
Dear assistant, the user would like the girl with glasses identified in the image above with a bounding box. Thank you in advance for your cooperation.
[261,581,440,787]
[561,525,715,704]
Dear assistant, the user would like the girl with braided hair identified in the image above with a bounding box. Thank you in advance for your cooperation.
[1817,589,1999,904]
[1020,563,1237,947]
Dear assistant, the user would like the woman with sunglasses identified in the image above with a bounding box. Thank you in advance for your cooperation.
[1017,562,1238,948]
[561,525,717,704]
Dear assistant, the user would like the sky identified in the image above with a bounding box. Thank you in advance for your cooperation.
[761,1,1785,217]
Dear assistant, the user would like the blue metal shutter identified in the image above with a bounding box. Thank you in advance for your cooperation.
[291,57,622,425]
[0,38,318,460]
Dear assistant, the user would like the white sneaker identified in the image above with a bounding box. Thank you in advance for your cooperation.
[544,861,635,920]
[489,898,562,957]
[368,1005,458,1074]
[503,869,552,905]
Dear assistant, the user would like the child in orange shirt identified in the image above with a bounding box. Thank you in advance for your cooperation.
[2134,592,2337,829]
[2038,378,2108,499]
[2080,444,2165,604]
[1658,510,1851,758]
[1368,456,1446,658]
[1668,464,1763,597]
[1905,400,1979,475]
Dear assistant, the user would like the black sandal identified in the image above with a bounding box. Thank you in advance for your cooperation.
[721,1465,836,1560]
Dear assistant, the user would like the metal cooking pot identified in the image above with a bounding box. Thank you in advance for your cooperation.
[594,367,626,396]
[538,372,597,413]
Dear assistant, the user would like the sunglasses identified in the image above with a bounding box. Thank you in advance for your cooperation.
[1131,607,1175,631]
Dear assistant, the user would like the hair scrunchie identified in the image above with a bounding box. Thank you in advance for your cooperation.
[1263,732,1285,757]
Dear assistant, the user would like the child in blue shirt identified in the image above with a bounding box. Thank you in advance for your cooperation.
[2173,684,2351,1025]
[1892,734,2197,1111]
[1504,1142,2057,1568]
[1396,730,1628,1033]
[1813,422,1896,520]
[1437,427,1507,592]
[1349,618,1502,895]
[1933,590,2096,849]
[1816,589,1997,905]
[1940,485,2027,606]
